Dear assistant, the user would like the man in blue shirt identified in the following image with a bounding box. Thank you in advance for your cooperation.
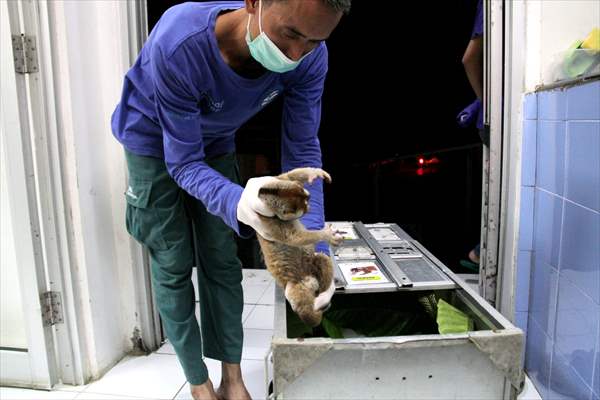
[111,1,350,398]
[460,0,484,272]
[461,0,484,137]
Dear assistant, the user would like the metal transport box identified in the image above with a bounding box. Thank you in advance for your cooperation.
[265,222,524,400]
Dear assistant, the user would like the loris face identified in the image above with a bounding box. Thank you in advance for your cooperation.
[258,181,310,221]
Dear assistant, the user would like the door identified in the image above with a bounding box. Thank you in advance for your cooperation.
[0,0,59,389]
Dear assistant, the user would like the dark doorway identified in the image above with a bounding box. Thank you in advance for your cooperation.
[145,0,483,271]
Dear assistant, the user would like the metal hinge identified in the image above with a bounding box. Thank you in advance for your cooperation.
[41,291,64,327]
[12,34,38,74]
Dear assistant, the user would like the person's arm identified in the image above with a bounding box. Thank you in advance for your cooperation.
[462,37,483,100]
[281,46,329,253]
[463,0,484,100]
[151,41,250,237]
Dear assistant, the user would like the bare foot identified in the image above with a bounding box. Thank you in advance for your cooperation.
[217,362,252,400]
[190,379,219,400]
[468,248,480,264]
[216,381,252,400]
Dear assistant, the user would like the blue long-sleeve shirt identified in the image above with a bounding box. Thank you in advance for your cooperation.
[111,1,328,248]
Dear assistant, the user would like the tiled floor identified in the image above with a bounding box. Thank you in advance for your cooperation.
[1,269,542,400]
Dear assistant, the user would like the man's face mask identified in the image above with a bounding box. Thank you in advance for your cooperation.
[245,0,312,73]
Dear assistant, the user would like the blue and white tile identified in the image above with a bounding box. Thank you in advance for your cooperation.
[242,329,273,361]
[593,328,599,400]
[525,318,554,400]
[519,187,535,251]
[76,392,146,399]
[242,269,273,286]
[83,354,185,399]
[242,269,273,304]
[554,275,599,386]
[549,348,593,400]
[564,121,600,212]
[523,92,538,120]
[566,81,600,120]
[0,387,78,399]
[559,201,600,304]
[243,283,270,305]
[256,282,275,306]
[516,250,532,312]
[539,88,567,121]
[529,257,559,338]
[536,121,566,195]
[244,305,275,330]
[533,188,563,268]
[522,119,537,187]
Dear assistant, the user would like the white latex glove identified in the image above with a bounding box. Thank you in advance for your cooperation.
[313,279,335,311]
[237,176,280,241]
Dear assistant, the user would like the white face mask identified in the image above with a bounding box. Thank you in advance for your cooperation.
[245,0,312,73]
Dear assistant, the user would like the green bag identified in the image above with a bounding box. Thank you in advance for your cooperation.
[436,299,474,334]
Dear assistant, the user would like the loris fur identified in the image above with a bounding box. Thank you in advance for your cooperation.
[255,167,341,327]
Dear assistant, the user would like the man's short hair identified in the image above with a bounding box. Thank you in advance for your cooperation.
[263,0,352,14]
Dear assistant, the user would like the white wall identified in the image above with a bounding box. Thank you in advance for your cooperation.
[524,0,599,91]
[46,0,142,380]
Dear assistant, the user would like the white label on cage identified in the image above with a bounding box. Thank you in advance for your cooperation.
[337,262,390,284]
[368,227,401,241]
[335,246,374,259]
[329,222,358,240]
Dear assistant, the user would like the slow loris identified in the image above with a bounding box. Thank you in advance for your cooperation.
[255,167,342,327]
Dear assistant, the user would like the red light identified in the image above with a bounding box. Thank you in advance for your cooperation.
[418,158,424,165]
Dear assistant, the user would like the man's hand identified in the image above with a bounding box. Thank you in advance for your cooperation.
[237,176,280,240]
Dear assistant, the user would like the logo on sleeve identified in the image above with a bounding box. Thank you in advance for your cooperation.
[261,90,280,108]
[198,92,224,113]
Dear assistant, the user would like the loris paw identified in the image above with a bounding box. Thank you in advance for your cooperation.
[305,168,332,184]
[324,225,344,246]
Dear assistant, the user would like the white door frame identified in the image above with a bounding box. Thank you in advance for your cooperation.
[1,0,59,389]
[481,0,525,317]
[479,0,503,306]
[495,0,526,318]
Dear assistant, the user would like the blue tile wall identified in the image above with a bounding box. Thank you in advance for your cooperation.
[550,349,594,400]
[538,89,567,120]
[516,250,532,312]
[554,277,599,386]
[559,201,600,305]
[522,119,537,187]
[566,81,600,120]
[526,317,554,399]
[519,81,600,399]
[565,121,600,212]
[524,92,538,121]
[537,121,566,195]
[534,188,563,268]
[529,257,559,337]
[519,187,535,251]
[593,329,599,400]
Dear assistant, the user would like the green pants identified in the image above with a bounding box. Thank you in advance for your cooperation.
[124,150,244,385]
